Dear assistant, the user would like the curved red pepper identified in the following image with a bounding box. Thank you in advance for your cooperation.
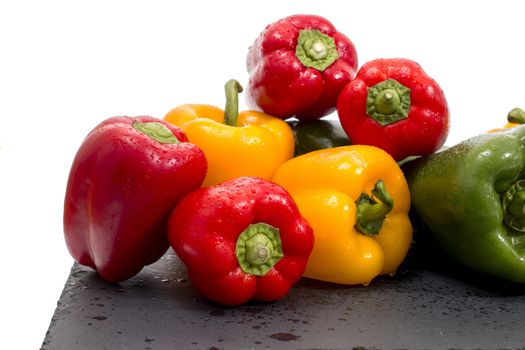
[246,14,358,120]
[63,116,207,283]
[168,176,314,306]
[337,58,449,161]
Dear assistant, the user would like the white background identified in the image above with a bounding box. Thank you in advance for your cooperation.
[1,1,524,348]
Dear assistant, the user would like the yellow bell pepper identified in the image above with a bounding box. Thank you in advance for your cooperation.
[164,80,294,187]
[272,145,413,285]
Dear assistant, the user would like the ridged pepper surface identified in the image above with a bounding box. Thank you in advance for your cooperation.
[168,177,314,306]
[337,58,449,161]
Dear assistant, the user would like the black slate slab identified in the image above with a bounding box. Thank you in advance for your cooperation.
[42,243,525,350]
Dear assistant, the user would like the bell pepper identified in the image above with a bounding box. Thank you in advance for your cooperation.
[246,14,358,120]
[272,145,412,285]
[287,118,351,156]
[63,116,207,283]
[167,176,314,306]
[336,58,449,161]
[488,107,525,132]
[164,80,294,187]
[404,124,525,283]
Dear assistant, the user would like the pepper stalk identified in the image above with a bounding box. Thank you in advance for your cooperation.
[502,180,525,232]
[223,79,243,127]
[235,222,284,276]
[295,29,339,71]
[132,121,181,144]
[355,180,394,236]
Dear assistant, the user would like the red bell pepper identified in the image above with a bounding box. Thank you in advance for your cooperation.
[63,116,207,283]
[336,58,449,161]
[246,14,358,120]
[168,176,314,306]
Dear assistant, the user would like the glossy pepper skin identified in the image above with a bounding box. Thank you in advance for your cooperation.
[287,118,351,156]
[168,176,314,306]
[272,145,412,285]
[404,125,525,283]
[64,116,207,283]
[247,14,358,120]
[337,58,449,161]
[164,80,294,187]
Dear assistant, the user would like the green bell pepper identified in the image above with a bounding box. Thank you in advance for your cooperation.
[287,118,351,156]
[404,124,525,283]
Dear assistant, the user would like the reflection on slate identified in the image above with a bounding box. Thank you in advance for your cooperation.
[42,242,525,350]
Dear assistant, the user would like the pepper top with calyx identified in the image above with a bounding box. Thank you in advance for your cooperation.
[167,176,314,306]
[164,79,294,187]
[246,14,358,120]
[337,58,449,162]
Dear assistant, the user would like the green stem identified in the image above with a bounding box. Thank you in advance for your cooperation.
[355,180,394,236]
[502,180,525,232]
[507,108,525,124]
[235,223,284,276]
[223,79,243,127]
[366,79,411,126]
[295,29,339,71]
[132,121,180,144]
[374,89,401,115]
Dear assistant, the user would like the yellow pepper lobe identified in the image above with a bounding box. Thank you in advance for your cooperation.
[294,189,384,285]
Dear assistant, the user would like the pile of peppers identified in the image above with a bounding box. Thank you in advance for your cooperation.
[63,13,525,308]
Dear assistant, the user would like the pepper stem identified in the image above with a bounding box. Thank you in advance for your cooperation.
[132,121,180,144]
[223,79,243,127]
[366,79,411,126]
[374,89,401,115]
[507,108,525,124]
[502,180,525,232]
[295,29,339,71]
[235,223,284,276]
[355,180,394,236]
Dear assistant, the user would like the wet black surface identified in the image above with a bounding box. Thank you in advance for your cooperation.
[42,242,525,350]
